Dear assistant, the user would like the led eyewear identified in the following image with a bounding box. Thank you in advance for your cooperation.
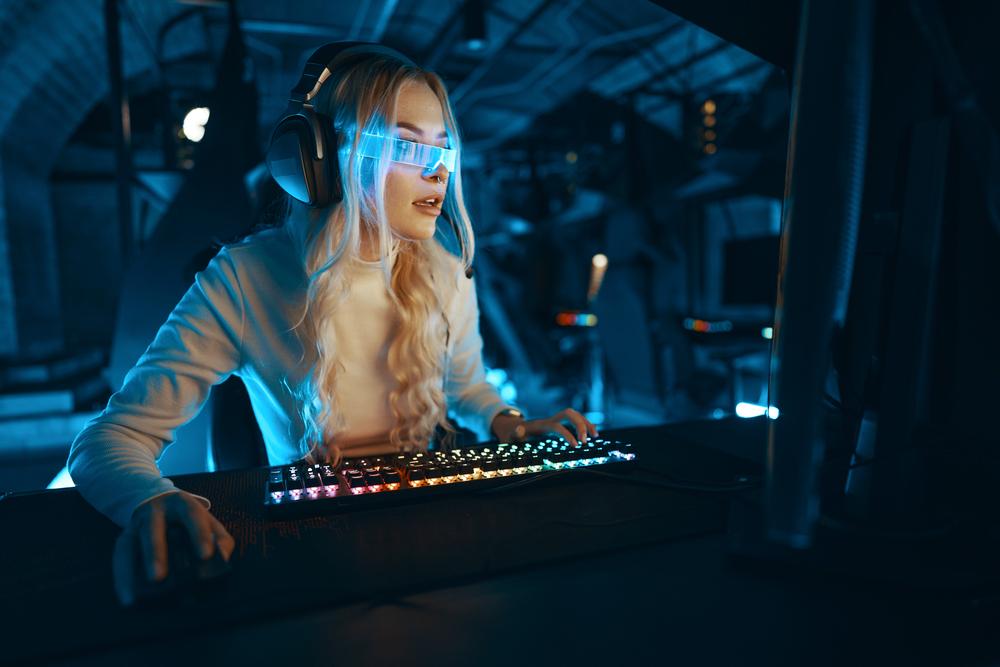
[356,132,457,173]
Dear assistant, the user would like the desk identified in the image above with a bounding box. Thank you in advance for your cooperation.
[0,419,993,665]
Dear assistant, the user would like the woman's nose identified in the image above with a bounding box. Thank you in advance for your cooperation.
[423,161,449,184]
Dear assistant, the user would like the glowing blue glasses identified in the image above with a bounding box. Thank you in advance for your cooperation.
[356,132,457,173]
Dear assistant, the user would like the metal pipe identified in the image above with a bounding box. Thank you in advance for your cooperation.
[347,0,372,41]
[765,0,874,548]
[104,0,134,264]
[458,17,677,109]
[371,0,400,42]
[450,0,564,104]
[420,1,470,70]
[632,40,735,96]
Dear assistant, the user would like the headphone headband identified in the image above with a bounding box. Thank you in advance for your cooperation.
[287,42,418,108]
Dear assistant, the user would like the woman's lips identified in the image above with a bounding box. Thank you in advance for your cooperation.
[413,202,442,216]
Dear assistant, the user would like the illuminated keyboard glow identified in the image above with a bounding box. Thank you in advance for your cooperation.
[264,437,635,512]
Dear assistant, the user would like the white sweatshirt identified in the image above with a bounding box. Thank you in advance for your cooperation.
[67,226,509,527]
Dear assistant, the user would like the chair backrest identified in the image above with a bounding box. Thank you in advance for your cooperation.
[208,376,269,471]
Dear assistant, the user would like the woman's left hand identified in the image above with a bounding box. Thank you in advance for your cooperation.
[491,408,599,447]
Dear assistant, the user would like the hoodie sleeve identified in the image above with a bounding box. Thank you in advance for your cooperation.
[67,247,245,527]
[443,272,511,440]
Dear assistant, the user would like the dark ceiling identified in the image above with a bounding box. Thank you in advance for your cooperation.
[0,0,781,168]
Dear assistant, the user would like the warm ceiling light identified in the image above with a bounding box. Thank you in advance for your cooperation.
[182,107,210,142]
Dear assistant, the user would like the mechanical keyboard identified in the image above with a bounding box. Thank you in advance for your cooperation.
[264,436,636,517]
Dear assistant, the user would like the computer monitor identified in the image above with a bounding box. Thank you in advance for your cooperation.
[762,0,999,548]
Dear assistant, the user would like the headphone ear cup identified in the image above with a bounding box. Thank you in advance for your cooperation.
[266,115,319,206]
[265,111,340,208]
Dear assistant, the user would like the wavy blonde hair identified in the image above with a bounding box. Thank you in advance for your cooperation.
[283,48,475,464]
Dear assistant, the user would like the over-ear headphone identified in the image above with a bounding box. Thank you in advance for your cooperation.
[265,41,473,279]
[265,41,417,208]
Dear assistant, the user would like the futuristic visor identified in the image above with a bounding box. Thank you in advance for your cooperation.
[356,132,457,173]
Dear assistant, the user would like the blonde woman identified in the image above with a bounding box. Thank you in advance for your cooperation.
[67,43,597,602]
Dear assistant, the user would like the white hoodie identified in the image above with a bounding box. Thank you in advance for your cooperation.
[67,226,508,526]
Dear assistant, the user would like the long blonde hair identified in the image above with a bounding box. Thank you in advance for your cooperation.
[283,48,475,463]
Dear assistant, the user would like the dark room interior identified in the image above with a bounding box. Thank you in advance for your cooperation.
[0,0,998,664]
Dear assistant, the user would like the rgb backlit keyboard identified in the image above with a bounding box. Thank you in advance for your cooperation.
[264,437,635,516]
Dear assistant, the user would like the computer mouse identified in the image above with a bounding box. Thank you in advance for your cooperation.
[127,520,232,606]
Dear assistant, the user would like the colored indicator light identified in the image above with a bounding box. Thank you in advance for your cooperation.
[683,318,733,333]
[735,402,780,419]
[556,311,598,327]
[762,326,774,340]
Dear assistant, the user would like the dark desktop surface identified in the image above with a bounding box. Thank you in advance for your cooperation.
[0,418,994,666]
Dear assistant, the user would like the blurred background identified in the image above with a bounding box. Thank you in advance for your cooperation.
[0,0,788,490]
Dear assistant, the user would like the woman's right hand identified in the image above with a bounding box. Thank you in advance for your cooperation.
[112,490,235,605]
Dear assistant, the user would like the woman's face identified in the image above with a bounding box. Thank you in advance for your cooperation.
[383,80,451,242]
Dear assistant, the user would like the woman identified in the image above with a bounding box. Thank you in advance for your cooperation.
[67,43,597,600]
